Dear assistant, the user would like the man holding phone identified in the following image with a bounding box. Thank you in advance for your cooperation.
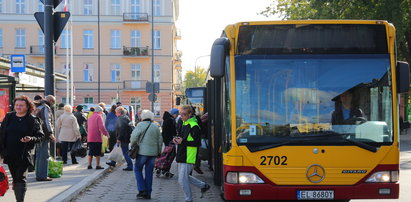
[173,105,210,202]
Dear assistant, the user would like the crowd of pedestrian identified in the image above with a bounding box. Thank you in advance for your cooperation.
[0,93,211,202]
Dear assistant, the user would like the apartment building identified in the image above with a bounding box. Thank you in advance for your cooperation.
[0,0,182,117]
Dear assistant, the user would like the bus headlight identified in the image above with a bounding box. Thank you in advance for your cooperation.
[226,172,264,184]
[365,171,398,183]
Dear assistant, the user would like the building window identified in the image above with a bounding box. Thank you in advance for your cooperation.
[38,0,44,12]
[111,0,120,15]
[111,64,121,82]
[38,30,44,53]
[84,0,92,15]
[83,30,93,49]
[0,29,3,48]
[84,64,94,82]
[111,30,121,49]
[15,29,25,48]
[37,63,44,69]
[110,97,118,105]
[154,30,160,49]
[131,64,141,80]
[131,0,140,13]
[153,0,161,16]
[130,97,142,114]
[154,98,161,117]
[61,97,67,104]
[16,0,25,14]
[84,97,94,104]
[131,30,141,47]
[61,30,71,49]
[154,64,160,82]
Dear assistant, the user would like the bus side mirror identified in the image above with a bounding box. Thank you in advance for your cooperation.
[396,61,410,94]
[176,97,181,105]
[210,37,229,78]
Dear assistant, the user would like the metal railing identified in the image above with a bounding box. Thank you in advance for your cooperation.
[123,13,149,22]
[30,45,45,54]
[123,46,149,56]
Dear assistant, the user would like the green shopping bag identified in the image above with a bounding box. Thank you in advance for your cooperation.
[48,158,63,178]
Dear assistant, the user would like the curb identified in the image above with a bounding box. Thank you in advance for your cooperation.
[47,167,110,202]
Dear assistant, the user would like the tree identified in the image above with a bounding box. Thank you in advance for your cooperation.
[260,0,411,63]
[183,66,207,90]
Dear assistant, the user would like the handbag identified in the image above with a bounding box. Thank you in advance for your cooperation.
[108,143,124,163]
[0,166,9,196]
[71,139,87,158]
[48,157,63,178]
[129,122,151,159]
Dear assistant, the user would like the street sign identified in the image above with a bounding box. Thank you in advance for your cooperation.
[10,55,26,73]
[148,93,157,102]
[35,12,71,42]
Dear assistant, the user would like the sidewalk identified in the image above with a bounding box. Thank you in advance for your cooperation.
[1,154,110,202]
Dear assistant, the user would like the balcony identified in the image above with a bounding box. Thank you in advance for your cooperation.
[30,45,45,55]
[123,46,149,57]
[123,13,149,22]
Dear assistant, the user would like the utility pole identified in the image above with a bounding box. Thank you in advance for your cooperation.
[44,0,54,96]
[151,0,155,112]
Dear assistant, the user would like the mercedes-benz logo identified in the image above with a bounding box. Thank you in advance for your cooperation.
[306,164,325,183]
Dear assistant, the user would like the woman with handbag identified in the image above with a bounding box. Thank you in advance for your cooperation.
[55,105,81,164]
[0,95,44,202]
[130,110,162,200]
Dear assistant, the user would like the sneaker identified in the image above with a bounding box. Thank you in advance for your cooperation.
[201,184,210,194]
[72,161,79,165]
[142,194,151,199]
[123,168,133,171]
[87,165,92,169]
[194,166,204,174]
[106,161,116,167]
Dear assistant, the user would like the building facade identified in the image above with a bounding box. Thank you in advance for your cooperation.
[0,0,182,117]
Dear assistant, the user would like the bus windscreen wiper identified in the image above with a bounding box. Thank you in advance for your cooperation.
[247,139,306,152]
[342,138,378,153]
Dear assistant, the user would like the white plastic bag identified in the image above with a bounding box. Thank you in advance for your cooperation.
[108,143,124,163]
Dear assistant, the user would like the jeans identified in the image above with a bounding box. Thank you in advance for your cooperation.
[35,140,50,180]
[178,163,206,201]
[61,141,77,163]
[134,155,156,195]
[120,142,133,169]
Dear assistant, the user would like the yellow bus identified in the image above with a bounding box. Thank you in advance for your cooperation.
[207,20,409,201]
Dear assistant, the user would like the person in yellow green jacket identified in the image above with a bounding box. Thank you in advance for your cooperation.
[173,105,210,202]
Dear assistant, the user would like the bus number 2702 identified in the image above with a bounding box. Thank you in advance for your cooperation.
[260,156,288,165]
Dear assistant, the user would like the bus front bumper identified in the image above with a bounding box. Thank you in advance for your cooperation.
[224,183,399,200]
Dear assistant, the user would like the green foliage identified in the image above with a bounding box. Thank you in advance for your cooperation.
[183,67,207,91]
[260,0,411,63]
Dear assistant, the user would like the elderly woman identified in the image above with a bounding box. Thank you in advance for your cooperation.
[56,105,81,164]
[130,110,162,199]
[106,106,133,170]
[0,95,44,202]
[87,106,109,169]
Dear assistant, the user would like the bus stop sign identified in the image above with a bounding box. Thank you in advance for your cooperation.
[10,55,26,73]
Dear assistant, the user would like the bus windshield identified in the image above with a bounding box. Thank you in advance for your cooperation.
[235,54,393,147]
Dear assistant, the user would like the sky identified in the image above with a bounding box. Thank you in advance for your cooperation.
[176,0,278,74]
